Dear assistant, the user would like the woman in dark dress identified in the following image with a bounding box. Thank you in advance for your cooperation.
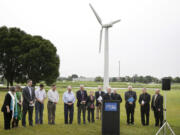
[87,91,95,123]
[1,87,16,130]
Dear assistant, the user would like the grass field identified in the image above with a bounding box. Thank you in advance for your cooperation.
[0,85,179,135]
[8,81,180,89]
[50,81,180,89]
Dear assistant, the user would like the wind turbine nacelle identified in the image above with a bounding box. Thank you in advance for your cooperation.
[103,24,113,28]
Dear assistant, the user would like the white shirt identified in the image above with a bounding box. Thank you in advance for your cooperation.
[63,91,76,104]
[35,88,46,102]
[28,86,32,97]
[154,94,158,105]
[47,89,59,103]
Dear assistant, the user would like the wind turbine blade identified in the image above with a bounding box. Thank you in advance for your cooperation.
[89,3,102,25]
[99,28,103,53]
[111,19,121,25]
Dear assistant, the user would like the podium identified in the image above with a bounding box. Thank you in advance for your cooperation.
[102,100,120,135]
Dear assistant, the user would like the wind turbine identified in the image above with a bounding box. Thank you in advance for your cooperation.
[89,3,121,91]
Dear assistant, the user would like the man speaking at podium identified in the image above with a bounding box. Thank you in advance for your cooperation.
[125,86,137,125]
[102,87,121,135]
[103,87,113,101]
[112,89,122,103]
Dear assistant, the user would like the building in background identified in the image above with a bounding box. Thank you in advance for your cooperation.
[73,76,95,82]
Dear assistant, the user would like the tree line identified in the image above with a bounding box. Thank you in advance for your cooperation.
[95,75,180,83]
[58,74,180,83]
[0,26,60,87]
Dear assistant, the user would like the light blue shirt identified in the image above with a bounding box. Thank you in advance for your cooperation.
[63,91,76,104]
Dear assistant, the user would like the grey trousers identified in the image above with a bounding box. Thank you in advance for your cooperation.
[47,101,56,124]
[77,104,86,124]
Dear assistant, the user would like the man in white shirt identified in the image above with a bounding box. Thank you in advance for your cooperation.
[63,85,75,124]
[47,84,59,125]
[35,84,46,124]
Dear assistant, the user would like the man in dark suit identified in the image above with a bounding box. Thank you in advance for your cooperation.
[125,86,137,125]
[22,80,35,127]
[95,86,105,120]
[103,87,113,101]
[151,89,163,127]
[139,88,151,126]
[112,89,122,103]
[76,85,87,124]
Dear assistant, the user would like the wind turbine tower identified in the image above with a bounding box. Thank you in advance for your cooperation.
[89,3,121,91]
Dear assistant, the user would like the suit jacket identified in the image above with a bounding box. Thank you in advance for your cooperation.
[151,94,163,111]
[87,96,95,109]
[139,93,151,109]
[22,86,35,107]
[125,91,137,107]
[112,93,122,103]
[103,93,113,101]
[76,90,88,107]
[95,91,105,106]
[1,93,11,113]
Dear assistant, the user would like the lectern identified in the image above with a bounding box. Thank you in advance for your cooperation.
[102,100,120,135]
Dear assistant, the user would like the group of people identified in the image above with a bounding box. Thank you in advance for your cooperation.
[75,85,123,124]
[124,86,163,127]
[94,85,163,127]
[1,80,59,129]
[1,79,164,130]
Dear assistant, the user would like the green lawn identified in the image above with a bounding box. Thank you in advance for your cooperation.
[0,88,179,135]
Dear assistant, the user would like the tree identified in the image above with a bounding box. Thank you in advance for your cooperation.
[95,76,103,82]
[152,77,160,83]
[167,76,173,82]
[67,76,73,81]
[125,76,132,82]
[18,35,60,85]
[120,77,126,82]
[0,26,60,87]
[71,74,78,79]
[111,77,117,82]
[144,75,153,83]
[0,26,26,87]
[173,77,180,83]
[137,76,144,83]
[132,74,138,83]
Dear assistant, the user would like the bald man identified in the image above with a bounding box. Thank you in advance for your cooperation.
[112,89,122,103]
[125,86,137,125]
[103,87,113,101]
[63,86,76,124]
[139,88,151,126]
[151,89,163,127]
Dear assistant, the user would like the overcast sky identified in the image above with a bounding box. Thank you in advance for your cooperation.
[0,0,179,78]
